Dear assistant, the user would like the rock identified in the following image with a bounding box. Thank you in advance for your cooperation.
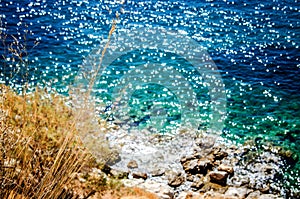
[132,172,148,180]
[191,180,205,190]
[229,175,250,187]
[127,160,138,169]
[198,159,213,174]
[121,178,144,187]
[218,164,234,175]
[177,191,200,199]
[186,174,194,182]
[213,150,228,160]
[151,169,165,177]
[209,171,229,185]
[202,191,234,199]
[110,169,129,179]
[258,194,283,199]
[180,154,197,164]
[259,184,270,194]
[166,171,185,187]
[139,180,174,199]
[224,187,248,198]
[182,159,199,174]
[246,190,261,199]
[200,182,228,194]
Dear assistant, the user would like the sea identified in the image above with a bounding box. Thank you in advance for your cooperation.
[0,0,299,192]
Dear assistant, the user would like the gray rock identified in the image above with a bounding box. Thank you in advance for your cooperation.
[209,171,229,185]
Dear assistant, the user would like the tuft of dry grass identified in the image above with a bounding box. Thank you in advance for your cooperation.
[0,85,89,198]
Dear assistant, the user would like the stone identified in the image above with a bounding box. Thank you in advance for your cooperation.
[110,169,129,179]
[121,178,144,187]
[200,182,228,194]
[186,174,194,182]
[166,171,185,187]
[246,190,261,199]
[218,164,234,175]
[132,172,148,180]
[202,191,235,199]
[139,180,174,199]
[209,171,229,185]
[258,194,282,199]
[177,191,200,199]
[191,180,204,189]
[182,159,199,174]
[198,159,213,174]
[127,160,138,169]
[229,175,250,187]
[151,169,165,177]
[224,187,248,198]
[213,150,228,160]
[259,184,270,193]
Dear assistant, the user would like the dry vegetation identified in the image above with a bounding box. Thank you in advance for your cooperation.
[0,85,158,199]
[0,85,90,198]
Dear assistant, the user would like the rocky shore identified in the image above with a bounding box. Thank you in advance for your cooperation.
[91,127,299,199]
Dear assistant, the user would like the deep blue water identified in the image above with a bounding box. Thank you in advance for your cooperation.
[1,0,300,191]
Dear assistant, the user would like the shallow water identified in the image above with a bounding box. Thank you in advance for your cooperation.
[0,0,299,190]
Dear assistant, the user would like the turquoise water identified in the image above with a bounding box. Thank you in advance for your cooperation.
[1,0,299,191]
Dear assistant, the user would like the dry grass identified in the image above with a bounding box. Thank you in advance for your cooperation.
[0,85,90,198]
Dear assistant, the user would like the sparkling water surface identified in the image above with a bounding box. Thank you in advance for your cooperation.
[0,0,299,190]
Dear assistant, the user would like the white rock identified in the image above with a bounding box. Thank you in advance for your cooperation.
[225,187,248,198]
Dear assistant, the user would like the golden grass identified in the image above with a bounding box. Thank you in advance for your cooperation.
[0,85,90,198]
